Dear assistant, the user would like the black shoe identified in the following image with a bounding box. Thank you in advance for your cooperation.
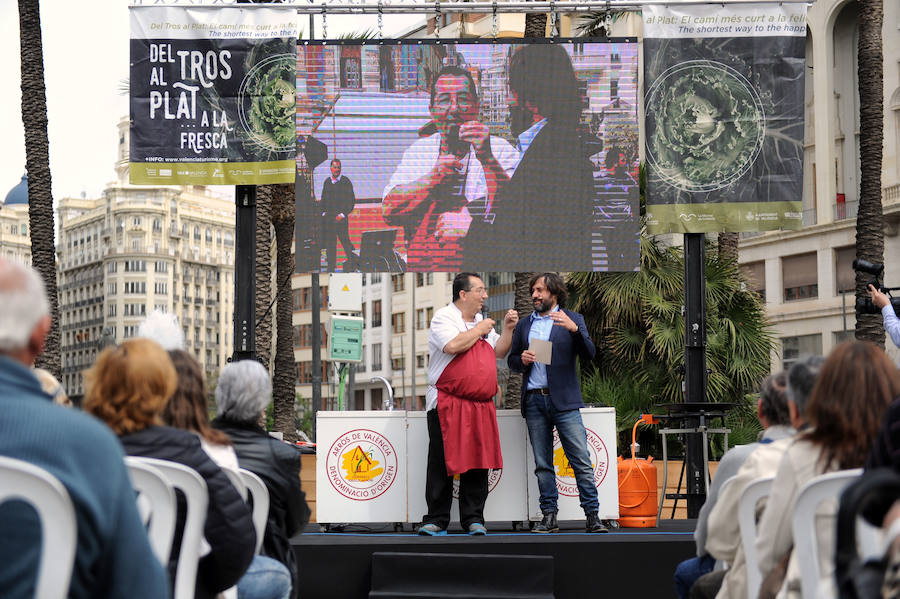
[586,513,608,533]
[531,511,559,533]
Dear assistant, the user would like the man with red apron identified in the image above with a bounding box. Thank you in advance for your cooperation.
[418,273,517,536]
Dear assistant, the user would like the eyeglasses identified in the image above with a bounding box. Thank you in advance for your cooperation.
[432,93,476,111]
[464,286,488,295]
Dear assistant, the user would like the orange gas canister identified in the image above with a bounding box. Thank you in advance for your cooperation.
[617,414,659,527]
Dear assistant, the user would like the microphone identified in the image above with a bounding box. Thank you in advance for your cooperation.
[446,125,468,158]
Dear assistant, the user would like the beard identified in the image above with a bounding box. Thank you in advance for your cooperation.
[533,297,554,313]
[509,103,532,138]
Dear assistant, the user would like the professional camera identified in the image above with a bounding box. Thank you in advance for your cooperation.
[853,259,900,314]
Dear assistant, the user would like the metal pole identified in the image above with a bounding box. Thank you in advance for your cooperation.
[683,232,707,519]
[311,272,322,441]
[410,275,416,408]
[138,1,814,13]
[233,185,256,362]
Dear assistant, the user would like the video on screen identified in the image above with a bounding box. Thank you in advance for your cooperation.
[294,39,640,273]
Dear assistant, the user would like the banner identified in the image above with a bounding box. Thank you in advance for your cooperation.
[129,7,297,185]
[643,4,806,233]
[293,39,640,273]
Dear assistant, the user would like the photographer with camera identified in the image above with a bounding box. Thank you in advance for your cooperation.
[867,284,900,351]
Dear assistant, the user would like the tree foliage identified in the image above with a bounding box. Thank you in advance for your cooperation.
[568,232,775,448]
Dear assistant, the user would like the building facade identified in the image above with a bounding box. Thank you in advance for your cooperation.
[737,0,900,369]
[57,118,236,398]
[1,173,32,265]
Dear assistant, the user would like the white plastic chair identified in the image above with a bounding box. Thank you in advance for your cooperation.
[0,456,77,599]
[124,456,177,565]
[792,468,863,599]
[222,468,247,501]
[239,469,270,555]
[130,457,209,599]
[737,476,774,599]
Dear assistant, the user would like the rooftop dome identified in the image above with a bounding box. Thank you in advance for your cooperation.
[4,173,28,206]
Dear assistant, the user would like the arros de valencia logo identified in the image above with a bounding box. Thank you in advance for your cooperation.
[552,427,609,497]
[326,428,398,501]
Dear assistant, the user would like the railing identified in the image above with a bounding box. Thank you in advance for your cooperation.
[833,200,859,221]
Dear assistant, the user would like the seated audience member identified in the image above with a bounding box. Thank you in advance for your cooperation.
[164,349,292,599]
[695,357,823,599]
[755,342,900,599]
[0,258,168,598]
[33,366,71,406]
[212,360,311,598]
[674,371,794,599]
[867,395,900,473]
[83,338,256,599]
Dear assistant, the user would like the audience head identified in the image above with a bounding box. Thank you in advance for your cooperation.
[0,258,51,364]
[138,310,185,351]
[163,349,231,445]
[215,359,272,425]
[83,338,177,435]
[786,355,826,426]
[757,371,790,428]
[804,341,900,470]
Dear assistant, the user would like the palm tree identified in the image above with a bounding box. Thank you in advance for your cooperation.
[255,185,273,368]
[854,0,885,344]
[18,0,60,379]
[271,181,297,441]
[568,232,774,448]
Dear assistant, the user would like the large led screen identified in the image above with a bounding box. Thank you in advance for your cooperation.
[294,39,639,273]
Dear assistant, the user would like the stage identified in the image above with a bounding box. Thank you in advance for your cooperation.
[292,519,695,598]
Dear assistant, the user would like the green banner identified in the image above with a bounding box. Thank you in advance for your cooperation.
[643,3,806,234]
[129,160,295,185]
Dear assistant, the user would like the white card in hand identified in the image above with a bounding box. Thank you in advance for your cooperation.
[528,338,552,365]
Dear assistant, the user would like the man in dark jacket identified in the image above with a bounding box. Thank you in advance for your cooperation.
[212,360,311,598]
[508,273,605,533]
[320,158,356,271]
[463,45,596,272]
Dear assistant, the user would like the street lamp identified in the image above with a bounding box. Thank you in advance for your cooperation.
[370,376,394,411]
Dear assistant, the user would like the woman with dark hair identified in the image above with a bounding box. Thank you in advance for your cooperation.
[164,350,292,599]
[83,338,256,599]
[755,341,900,599]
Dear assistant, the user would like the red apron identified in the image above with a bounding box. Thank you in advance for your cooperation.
[436,338,503,475]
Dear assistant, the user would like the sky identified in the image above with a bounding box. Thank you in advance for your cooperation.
[0,0,421,202]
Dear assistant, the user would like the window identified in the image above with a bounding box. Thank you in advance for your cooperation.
[224,232,234,247]
[107,282,117,295]
[372,300,382,327]
[392,312,405,334]
[834,247,856,293]
[392,356,405,371]
[152,219,162,233]
[339,46,362,89]
[124,260,146,272]
[194,226,201,240]
[392,274,405,292]
[371,273,382,284]
[205,228,212,243]
[124,303,146,317]
[108,303,117,317]
[416,307,434,330]
[372,343,382,370]
[155,260,168,273]
[781,334,822,370]
[740,261,766,302]
[124,281,146,294]
[154,282,168,295]
[782,253,818,301]
[416,353,428,369]
[133,217,142,226]
[108,262,118,273]
[123,325,138,338]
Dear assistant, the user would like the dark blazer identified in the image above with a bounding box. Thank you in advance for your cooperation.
[212,417,311,598]
[508,308,596,417]
[463,119,595,271]
[119,426,256,599]
[321,176,356,219]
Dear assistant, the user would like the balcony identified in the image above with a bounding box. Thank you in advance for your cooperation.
[834,200,859,221]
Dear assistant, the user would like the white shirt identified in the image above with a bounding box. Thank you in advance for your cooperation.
[426,302,500,412]
[383,133,519,204]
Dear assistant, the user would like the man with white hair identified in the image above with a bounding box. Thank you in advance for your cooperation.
[0,258,168,598]
[212,359,310,599]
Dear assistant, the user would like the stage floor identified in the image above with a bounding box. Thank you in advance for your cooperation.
[292,519,696,598]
